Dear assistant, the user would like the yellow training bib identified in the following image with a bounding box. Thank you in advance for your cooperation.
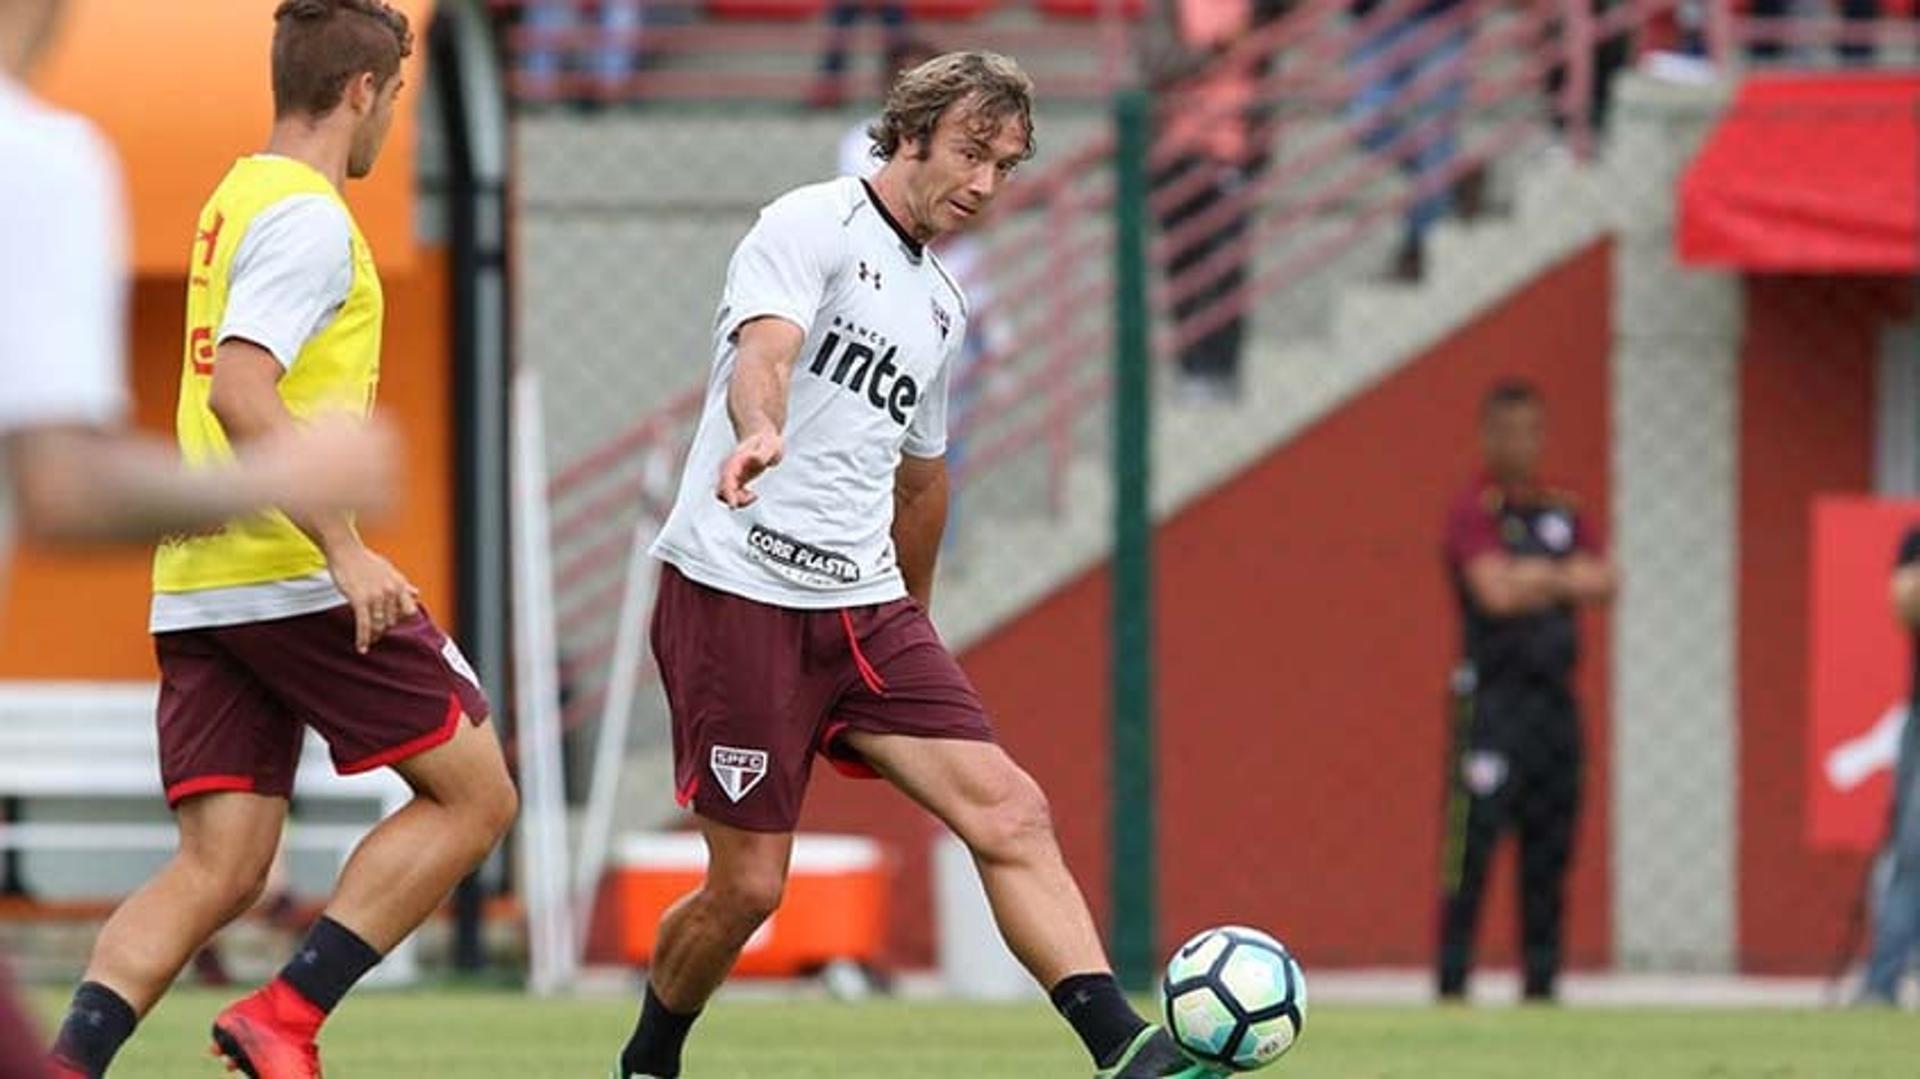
[153,156,383,593]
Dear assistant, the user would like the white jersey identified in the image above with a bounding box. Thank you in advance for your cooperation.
[651,177,967,609]
[0,76,131,588]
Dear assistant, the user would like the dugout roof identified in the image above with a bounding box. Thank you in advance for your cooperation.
[32,0,434,276]
[1679,73,1920,274]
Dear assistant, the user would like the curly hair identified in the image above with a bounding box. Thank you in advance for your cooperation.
[271,0,413,119]
[868,51,1036,164]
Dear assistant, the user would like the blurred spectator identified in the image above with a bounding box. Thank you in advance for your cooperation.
[1545,0,1630,136]
[811,1,913,109]
[1438,381,1615,1003]
[519,0,646,106]
[1860,527,1920,1005]
[1346,0,1469,282]
[1146,0,1265,403]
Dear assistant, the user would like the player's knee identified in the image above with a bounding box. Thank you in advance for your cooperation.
[427,754,518,855]
[965,769,1055,863]
[471,770,519,847]
[180,850,272,918]
[708,867,786,931]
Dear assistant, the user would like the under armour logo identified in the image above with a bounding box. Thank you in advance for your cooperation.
[858,260,882,290]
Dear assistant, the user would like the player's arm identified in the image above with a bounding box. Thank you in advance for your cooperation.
[208,342,414,653]
[4,421,388,544]
[892,453,948,609]
[1557,508,1616,606]
[714,193,839,509]
[1461,554,1564,617]
[1463,553,1613,616]
[716,316,804,509]
[1558,553,1616,605]
[0,130,392,544]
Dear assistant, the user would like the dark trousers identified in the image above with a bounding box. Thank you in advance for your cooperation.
[819,1,909,76]
[1152,153,1248,387]
[1437,678,1583,1000]
[1544,0,1630,134]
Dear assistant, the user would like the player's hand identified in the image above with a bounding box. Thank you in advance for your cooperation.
[251,414,400,520]
[1560,557,1615,603]
[327,544,421,653]
[716,430,783,509]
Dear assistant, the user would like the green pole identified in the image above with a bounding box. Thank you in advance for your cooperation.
[1109,86,1156,992]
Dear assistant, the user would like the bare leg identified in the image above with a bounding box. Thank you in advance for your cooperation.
[648,820,793,1011]
[843,732,1109,987]
[80,792,286,1014]
[318,718,516,951]
[617,819,791,1077]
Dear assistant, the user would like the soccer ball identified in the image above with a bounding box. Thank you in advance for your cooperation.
[1160,925,1307,1072]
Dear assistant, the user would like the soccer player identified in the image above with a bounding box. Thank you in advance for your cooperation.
[1,0,398,1074]
[614,51,1207,1079]
[46,4,517,1077]
[1437,380,1614,1003]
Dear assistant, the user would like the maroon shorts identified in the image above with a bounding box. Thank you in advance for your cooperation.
[154,605,490,807]
[651,564,996,832]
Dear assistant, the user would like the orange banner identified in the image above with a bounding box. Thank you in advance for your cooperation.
[1807,497,1920,851]
[31,0,433,276]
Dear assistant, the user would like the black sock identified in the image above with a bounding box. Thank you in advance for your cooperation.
[51,981,138,1078]
[620,983,700,1078]
[1050,971,1149,1068]
[277,915,382,1015]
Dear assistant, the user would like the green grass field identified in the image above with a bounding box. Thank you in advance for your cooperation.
[31,987,1920,1077]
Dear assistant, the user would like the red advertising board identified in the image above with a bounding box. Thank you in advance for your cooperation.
[1808,498,1920,851]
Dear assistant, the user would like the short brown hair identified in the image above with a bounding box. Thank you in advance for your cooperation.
[271,0,413,119]
[868,51,1036,164]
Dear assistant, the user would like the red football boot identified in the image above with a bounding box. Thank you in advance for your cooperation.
[208,981,324,1078]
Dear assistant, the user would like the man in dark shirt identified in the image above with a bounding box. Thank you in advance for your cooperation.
[1438,380,1615,1002]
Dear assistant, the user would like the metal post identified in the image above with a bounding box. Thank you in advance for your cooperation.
[436,0,514,974]
[1110,87,1157,992]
